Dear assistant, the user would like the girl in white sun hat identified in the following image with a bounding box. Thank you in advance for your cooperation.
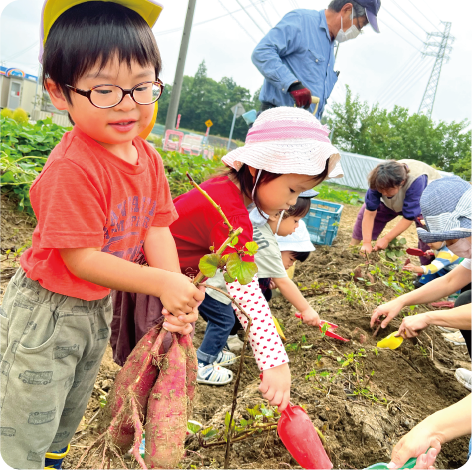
[111,106,343,411]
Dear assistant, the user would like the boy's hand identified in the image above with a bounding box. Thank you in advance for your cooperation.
[360,242,373,254]
[159,272,204,317]
[298,307,321,327]
[259,364,291,412]
[162,306,198,335]
[403,263,424,274]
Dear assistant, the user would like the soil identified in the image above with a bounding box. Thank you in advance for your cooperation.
[1,194,470,470]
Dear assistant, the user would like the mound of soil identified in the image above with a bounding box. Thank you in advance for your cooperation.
[1,198,470,469]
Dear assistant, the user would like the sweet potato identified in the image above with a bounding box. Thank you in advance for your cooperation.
[106,325,166,451]
[144,333,187,469]
[178,333,198,420]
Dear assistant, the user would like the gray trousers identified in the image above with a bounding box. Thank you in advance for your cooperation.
[0,269,112,469]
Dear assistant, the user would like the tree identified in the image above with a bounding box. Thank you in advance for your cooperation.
[156,62,261,141]
[325,86,471,173]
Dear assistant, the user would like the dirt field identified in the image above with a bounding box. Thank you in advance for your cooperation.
[1,194,470,469]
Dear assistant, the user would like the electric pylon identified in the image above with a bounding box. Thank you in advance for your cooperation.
[418,21,454,118]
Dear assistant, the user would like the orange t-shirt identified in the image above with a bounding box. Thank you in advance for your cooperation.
[21,126,178,301]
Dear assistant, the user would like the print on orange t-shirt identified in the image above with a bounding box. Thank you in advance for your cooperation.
[21,126,178,301]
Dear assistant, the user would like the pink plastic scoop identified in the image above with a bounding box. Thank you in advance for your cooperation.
[278,404,333,469]
[259,374,332,469]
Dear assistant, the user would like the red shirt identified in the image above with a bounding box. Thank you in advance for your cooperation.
[21,127,177,301]
[171,176,254,277]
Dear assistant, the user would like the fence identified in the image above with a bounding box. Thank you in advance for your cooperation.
[152,123,240,150]
[331,151,453,191]
[31,110,71,128]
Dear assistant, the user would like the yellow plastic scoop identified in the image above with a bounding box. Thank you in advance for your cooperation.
[377,331,403,350]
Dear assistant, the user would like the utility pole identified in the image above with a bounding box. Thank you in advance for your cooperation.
[165,0,196,131]
[418,21,454,119]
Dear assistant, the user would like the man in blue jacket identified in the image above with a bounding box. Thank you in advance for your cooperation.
[251,0,381,118]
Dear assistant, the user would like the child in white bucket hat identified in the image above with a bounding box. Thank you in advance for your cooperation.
[112,106,343,409]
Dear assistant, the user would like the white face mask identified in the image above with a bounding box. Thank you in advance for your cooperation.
[336,9,361,43]
[448,238,472,259]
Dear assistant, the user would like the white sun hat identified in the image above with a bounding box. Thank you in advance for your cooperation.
[276,220,315,253]
[222,107,343,179]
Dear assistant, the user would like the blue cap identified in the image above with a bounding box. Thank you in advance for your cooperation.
[356,0,381,33]
[417,176,472,243]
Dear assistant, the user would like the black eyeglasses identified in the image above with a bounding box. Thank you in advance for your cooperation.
[65,79,164,109]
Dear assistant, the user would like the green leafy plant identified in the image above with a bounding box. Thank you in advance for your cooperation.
[385,237,407,261]
[197,404,280,448]
[317,182,363,205]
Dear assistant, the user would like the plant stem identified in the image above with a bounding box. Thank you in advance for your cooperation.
[191,227,243,286]
[186,172,234,233]
[199,284,252,469]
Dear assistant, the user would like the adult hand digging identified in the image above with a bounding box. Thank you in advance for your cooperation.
[371,298,404,329]
[398,313,431,339]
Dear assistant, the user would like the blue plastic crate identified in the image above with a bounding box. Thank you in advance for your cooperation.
[302,199,343,246]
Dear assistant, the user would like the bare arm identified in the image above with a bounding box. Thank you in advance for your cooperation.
[371,265,471,329]
[273,277,309,311]
[273,277,320,326]
[143,226,181,273]
[59,247,204,317]
[385,217,413,242]
[142,227,198,334]
[389,394,471,469]
[361,209,376,253]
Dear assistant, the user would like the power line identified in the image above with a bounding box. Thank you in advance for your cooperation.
[417,0,442,24]
[381,19,422,52]
[405,0,441,32]
[390,0,428,34]
[218,0,257,42]
[382,6,425,44]
[375,51,420,102]
[383,57,433,109]
[1,41,38,63]
[382,58,432,107]
[386,60,434,109]
[235,0,266,34]
[154,0,266,36]
[249,0,272,27]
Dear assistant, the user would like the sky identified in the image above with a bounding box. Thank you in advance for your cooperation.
[1,0,470,125]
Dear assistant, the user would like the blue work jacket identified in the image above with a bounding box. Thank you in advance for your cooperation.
[251,9,338,119]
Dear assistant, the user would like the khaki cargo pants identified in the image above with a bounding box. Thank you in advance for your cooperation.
[0,269,112,469]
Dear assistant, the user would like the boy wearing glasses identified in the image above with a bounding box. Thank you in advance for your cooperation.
[0,2,204,469]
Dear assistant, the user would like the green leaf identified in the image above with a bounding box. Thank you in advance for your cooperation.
[398,238,407,245]
[239,418,248,428]
[201,428,218,441]
[223,271,236,283]
[320,371,330,377]
[226,252,258,285]
[244,241,259,255]
[198,253,221,278]
[229,235,239,247]
[187,421,202,434]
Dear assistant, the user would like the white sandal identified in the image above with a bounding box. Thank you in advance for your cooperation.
[197,363,233,385]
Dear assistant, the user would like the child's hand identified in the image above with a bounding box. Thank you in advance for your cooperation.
[259,364,291,412]
[403,263,423,274]
[269,280,276,290]
[374,237,389,251]
[360,242,373,254]
[425,250,434,256]
[162,306,198,335]
[159,272,205,317]
[298,307,320,327]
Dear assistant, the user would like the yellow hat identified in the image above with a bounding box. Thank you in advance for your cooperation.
[39,0,163,61]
